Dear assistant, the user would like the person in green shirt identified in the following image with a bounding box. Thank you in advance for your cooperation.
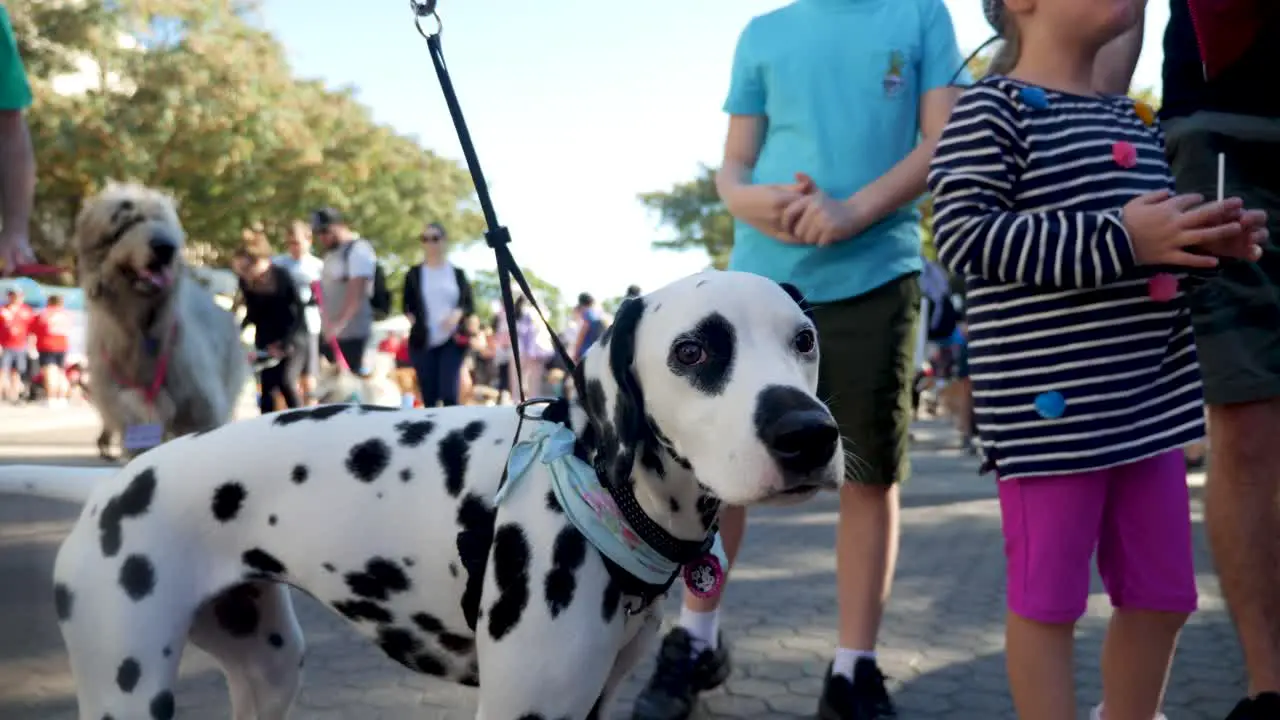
[0,6,35,274]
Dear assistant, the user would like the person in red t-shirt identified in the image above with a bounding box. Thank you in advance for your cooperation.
[32,294,72,406]
[0,288,33,402]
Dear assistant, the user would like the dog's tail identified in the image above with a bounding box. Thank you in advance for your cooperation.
[0,465,116,504]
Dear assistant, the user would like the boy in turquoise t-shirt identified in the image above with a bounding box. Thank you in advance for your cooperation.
[630,2,966,719]
[0,5,35,273]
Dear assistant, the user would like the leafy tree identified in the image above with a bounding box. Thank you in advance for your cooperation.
[15,0,483,291]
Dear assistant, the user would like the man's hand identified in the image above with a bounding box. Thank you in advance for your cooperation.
[724,182,811,243]
[0,226,34,276]
[781,173,868,247]
[322,317,345,342]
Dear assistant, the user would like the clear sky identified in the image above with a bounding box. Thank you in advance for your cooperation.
[259,0,1171,302]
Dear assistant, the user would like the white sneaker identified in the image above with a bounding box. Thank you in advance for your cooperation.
[1091,703,1168,720]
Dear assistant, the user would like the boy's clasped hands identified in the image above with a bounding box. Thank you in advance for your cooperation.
[732,172,870,248]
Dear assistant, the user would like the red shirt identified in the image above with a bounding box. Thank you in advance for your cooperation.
[0,302,34,351]
[32,307,71,353]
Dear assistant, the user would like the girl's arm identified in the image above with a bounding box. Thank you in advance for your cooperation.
[927,85,1135,289]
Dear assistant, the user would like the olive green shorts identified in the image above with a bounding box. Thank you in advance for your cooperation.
[812,272,921,486]
[1166,112,1280,406]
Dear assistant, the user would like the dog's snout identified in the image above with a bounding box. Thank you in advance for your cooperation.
[761,409,839,475]
[754,385,839,477]
[149,235,177,266]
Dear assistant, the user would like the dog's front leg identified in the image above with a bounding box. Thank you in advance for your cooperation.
[475,534,627,720]
[587,606,662,720]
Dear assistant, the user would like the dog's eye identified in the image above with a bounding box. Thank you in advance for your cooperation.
[672,339,706,367]
[793,328,817,354]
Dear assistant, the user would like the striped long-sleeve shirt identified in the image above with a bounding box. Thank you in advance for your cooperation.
[927,76,1205,480]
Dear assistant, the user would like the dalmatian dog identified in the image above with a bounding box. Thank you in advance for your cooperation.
[0,270,846,720]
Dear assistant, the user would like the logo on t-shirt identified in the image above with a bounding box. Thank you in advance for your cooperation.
[883,50,906,97]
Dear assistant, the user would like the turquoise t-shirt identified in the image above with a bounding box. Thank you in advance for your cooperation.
[724,0,967,304]
[0,7,31,111]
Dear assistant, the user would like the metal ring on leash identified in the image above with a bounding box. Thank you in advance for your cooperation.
[410,0,441,37]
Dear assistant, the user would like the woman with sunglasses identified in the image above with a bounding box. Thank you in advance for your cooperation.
[401,222,476,407]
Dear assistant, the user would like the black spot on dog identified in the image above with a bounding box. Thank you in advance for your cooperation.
[545,489,563,514]
[439,428,475,497]
[290,465,309,484]
[211,482,246,522]
[344,558,410,601]
[376,626,422,669]
[448,561,459,578]
[358,404,397,413]
[394,419,435,447]
[242,548,287,577]
[162,646,171,657]
[493,437,504,445]
[667,312,736,396]
[412,612,443,633]
[668,496,681,513]
[456,494,495,631]
[414,652,448,675]
[268,632,284,648]
[487,524,531,641]
[602,575,622,623]
[272,404,348,426]
[403,557,415,567]
[458,660,480,686]
[333,599,393,624]
[778,281,814,320]
[268,514,278,526]
[53,583,73,621]
[322,562,336,573]
[98,468,158,557]
[463,420,486,441]
[544,527,586,619]
[149,689,175,720]
[213,584,260,637]
[116,657,141,693]
[438,631,473,654]
[119,555,155,601]
[345,438,391,483]
[400,468,413,482]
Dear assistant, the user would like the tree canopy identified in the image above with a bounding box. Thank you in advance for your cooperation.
[12,0,484,289]
[640,51,1161,267]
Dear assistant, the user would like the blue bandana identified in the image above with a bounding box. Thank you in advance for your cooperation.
[496,420,726,589]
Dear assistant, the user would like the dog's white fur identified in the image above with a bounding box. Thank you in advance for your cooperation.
[75,183,249,456]
[0,270,844,720]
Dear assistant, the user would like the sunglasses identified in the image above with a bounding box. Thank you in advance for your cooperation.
[422,233,443,243]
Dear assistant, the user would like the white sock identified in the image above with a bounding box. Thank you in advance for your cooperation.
[678,607,720,652]
[832,648,876,680]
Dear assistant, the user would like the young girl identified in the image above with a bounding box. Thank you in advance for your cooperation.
[928,1,1268,719]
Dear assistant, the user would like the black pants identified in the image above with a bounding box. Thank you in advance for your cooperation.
[412,340,466,407]
[259,343,303,415]
[319,336,369,372]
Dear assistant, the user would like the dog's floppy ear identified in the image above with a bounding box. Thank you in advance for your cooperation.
[777,281,814,320]
[601,295,653,486]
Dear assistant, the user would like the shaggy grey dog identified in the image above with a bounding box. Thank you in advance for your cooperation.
[74,182,249,459]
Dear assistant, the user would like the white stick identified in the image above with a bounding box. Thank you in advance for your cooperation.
[1217,152,1225,202]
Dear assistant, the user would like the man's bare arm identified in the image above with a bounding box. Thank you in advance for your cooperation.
[1093,8,1147,95]
[844,86,961,225]
[0,110,34,237]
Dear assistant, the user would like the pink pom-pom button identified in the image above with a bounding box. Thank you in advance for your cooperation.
[1148,273,1178,302]
[1112,141,1138,169]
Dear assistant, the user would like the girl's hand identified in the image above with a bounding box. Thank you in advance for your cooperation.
[1200,208,1268,262]
[1122,190,1254,268]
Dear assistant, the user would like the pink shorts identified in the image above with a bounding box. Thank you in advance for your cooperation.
[999,450,1198,624]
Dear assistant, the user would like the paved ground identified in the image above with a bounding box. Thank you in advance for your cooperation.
[0,408,1249,719]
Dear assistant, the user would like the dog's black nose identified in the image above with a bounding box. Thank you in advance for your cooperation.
[754,385,839,476]
[149,235,177,266]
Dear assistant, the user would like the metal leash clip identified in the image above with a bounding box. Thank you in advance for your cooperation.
[409,0,441,37]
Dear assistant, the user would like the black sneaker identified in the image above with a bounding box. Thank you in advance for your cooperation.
[817,659,897,720]
[630,627,731,720]
[1226,692,1280,720]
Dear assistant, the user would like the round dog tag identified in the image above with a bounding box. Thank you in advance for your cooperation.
[682,553,725,599]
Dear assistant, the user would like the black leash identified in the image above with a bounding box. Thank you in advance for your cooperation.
[410,1,578,406]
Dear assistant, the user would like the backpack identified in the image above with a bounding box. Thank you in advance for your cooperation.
[342,239,392,321]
